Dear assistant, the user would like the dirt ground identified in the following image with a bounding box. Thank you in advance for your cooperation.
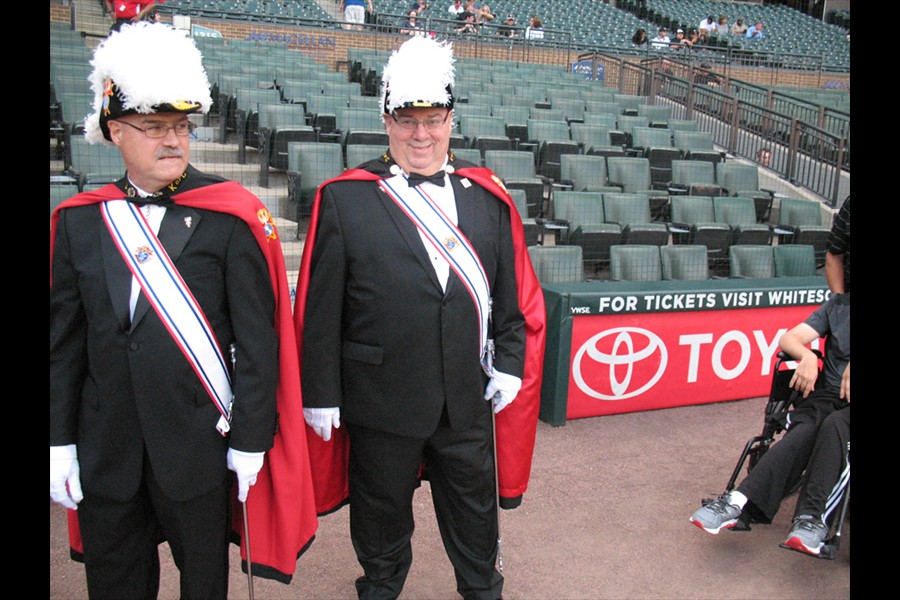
[50,395,850,599]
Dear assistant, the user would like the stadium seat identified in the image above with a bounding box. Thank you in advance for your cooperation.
[713,196,773,246]
[528,245,585,284]
[610,245,662,281]
[775,198,832,266]
[716,162,775,223]
[484,150,547,218]
[287,142,345,230]
[774,244,818,277]
[729,245,775,278]
[602,192,669,246]
[660,245,710,280]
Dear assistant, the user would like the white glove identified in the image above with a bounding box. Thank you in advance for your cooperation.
[50,444,83,510]
[304,407,341,442]
[226,448,265,503]
[484,369,522,414]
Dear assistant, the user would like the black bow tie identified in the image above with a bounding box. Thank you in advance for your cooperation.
[129,194,175,208]
[407,170,446,187]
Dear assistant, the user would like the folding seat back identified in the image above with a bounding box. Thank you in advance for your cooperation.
[258,103,317,171]
[669,160,721,196]
[714,197,772,245]
[507,188,540,246]
[615,94,645,116]
[776,198,831,265]
[559,155,618,193]
[774,244,818,277]
[670,195,732,270]
[607,157,652,192]
[553,192,605,241]
[614,115,650,147]
[67,136,125,191]
[717,162,773,222]
[527,246,585,284]
[661,245,710,280]
[287,142,345,223]
[569,123,611,154]
[337,107,386,147]
[729,245,775,278]
[632,127,680,188]
[668,119,700,133]
[484,150,545,217]
[602,192,669,245]
[631,127,673,151]
[552,98,586,122]
[345,144,386,170]
[637,104,673,128]
[610,245,662,281]
[451,147,483,166]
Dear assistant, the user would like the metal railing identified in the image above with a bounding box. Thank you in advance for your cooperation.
[578,52,848,207]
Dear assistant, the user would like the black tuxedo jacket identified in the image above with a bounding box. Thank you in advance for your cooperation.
[301,158,526,438]
[49,170,279,503]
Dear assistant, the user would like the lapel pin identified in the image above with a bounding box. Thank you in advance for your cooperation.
[184,216,192,228]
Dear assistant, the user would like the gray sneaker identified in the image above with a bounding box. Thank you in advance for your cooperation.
[782,515,829,556]
[690,493,741,534]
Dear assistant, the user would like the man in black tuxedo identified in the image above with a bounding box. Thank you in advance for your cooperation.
[300,37,533,600]
[49,23,300,598]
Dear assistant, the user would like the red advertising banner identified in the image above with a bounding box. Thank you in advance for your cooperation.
[565,306,824,419]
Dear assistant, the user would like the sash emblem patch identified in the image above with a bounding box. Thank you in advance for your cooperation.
[134,245,154,264]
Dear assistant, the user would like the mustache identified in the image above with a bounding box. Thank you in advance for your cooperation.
[155,148,185,159]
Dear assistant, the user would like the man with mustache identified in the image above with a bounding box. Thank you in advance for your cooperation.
[50,22,316,598]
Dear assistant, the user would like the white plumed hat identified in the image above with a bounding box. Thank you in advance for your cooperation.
[84,22,212,145]
[380,36,455,114]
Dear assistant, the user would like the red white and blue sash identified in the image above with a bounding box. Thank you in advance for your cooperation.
[101,199,233,435]
[378,174,493,373]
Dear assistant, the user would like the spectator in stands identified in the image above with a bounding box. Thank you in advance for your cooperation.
[499,14,519,37]
[699,15,717,33]
[673,28,690,49]
[717,15,728,32]
[746,22,764,39]
[525,15,544,40]
[650,27,670,49]
[825,196,850,293]
[697,27,710,45]
[339,0,373,31]
[477,2,495,24]
[448,0,465,16]
[401,9,424,36]
[689,293,850,556]
[455,11,478,34]
[756,147,772,167]
[686,28,700,47]
[731,17,749,36]
[412,1,430,13]
[106,1,161,33]
[632,27,648,46]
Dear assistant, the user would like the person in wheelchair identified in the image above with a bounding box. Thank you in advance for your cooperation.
[690,293,850,555]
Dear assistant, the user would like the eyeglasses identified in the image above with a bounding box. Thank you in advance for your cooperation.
[390,112,450,131]
[114,120,196,138]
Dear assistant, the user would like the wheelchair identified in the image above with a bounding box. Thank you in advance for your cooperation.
[701,349,850,559]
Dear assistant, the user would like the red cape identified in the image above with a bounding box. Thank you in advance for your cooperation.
[293,165,547,514]
[50,179,318,583]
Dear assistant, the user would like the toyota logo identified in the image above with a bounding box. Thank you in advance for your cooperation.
[572,327,667,400]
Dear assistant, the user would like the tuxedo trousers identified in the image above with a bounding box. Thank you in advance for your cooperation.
[346,404,503,600]
[77,449,230,600]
